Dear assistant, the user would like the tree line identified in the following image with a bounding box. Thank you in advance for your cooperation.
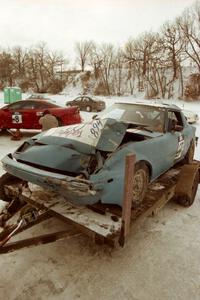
[1,1,200,98]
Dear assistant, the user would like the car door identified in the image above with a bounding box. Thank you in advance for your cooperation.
[28,101,57,129]
[21,101,42,129]
[6,101,43,129]
[73,97,82,109]
[132,109,187,179]
[30,101,47,129]
[83,97,92,111]
[4,101,28,129]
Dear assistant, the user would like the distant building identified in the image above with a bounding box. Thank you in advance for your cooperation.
[55,69,82,80]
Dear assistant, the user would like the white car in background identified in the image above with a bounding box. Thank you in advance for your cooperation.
[182,109,199,124]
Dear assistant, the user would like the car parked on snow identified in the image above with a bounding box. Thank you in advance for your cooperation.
[182,109,199,124]
[2,102,196,207]
[66,96,105,112]
[0,99,81,130]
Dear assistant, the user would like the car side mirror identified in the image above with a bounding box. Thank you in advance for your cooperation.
[174,125,183,132]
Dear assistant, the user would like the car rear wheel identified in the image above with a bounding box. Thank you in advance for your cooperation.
[86,105,91,112]
[132,162,149,207]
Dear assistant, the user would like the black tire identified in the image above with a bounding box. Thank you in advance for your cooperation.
[86,105,91,112]
[132,162,149,207]
[176,171,199,207]
[184,140,195,164]
[0,128,7,134]
[0,172,22,202]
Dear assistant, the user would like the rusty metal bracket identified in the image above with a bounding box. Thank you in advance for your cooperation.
[0,229,81,254]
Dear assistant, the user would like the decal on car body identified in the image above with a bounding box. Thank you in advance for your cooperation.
[175,134,185,160]
[12,112,22,124]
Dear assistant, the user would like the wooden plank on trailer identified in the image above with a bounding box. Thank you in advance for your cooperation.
[21,185,122,239]
[119,154,135,246]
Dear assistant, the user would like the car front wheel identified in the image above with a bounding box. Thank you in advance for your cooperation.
[132,162,149,207]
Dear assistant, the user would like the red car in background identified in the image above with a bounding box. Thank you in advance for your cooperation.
[0,100,81,130]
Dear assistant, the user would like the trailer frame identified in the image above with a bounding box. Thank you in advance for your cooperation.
[0,155,199,254]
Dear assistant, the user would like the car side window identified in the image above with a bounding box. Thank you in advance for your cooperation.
[9,101,36,110]
[34,102,48,109]
[168,111,183,126]
[167,110,184,131]
[20,101,37,109]
[8,102,24,110]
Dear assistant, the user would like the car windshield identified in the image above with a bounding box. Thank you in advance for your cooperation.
[100,103,165,133]
[28,94,48,99]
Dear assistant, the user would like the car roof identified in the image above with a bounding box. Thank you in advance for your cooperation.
[6,99,60,108]
[115,100,181,111]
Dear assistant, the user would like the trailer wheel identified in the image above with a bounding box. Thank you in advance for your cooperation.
[175,168,199,207]
[132,162,149,207]
[0,172,22,202]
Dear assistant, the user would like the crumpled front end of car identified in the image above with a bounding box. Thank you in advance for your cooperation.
[2,153,103,205]
[1,118,153,206]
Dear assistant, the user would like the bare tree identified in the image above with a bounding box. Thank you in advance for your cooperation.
[124,39,138,94]
[12,46,28,79]
[92,43,115,95]
[161,21,184,80]
[0,51,15,87]
[75,41,94,71]
[177,3,200,71]
[112,47,125,95]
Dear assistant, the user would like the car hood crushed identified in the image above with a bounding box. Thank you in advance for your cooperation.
[13,118,162,175]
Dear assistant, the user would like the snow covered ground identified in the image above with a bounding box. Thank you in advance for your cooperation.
[0,93,200,300]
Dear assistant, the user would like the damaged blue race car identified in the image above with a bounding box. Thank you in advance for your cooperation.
[1,102,196,207]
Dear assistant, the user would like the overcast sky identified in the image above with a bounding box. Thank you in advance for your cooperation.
[0,0,196,61]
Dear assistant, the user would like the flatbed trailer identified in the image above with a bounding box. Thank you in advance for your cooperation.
[0,154,199,253]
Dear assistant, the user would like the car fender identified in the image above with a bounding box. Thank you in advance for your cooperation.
[90,146,153,206]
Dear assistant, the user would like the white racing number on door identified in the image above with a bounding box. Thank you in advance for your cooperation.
[12,112,22,124]
[175,134,185,160]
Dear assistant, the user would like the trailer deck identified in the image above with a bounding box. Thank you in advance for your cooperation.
[0,155,199,253]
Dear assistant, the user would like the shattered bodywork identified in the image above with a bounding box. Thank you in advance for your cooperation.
[2,102,196,206]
